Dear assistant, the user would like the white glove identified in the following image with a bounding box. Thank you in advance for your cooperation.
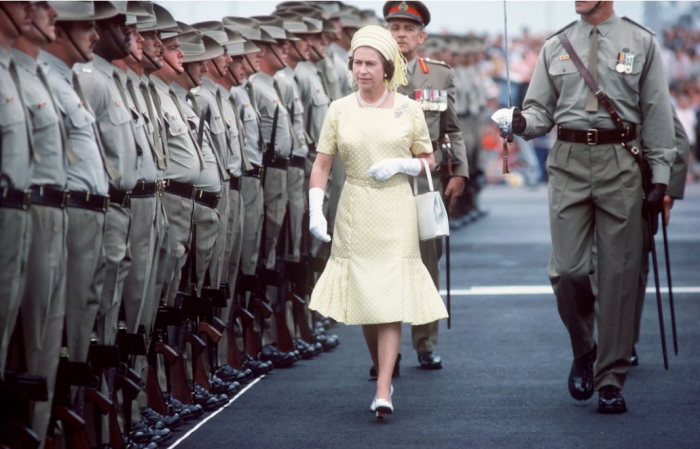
[491,107,515,138]
[368,158,422,182]
[308,187,331,242]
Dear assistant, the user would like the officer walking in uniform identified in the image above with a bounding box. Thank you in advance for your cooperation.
[384,1,469,370]
[495,1,674,413]
[0,0,34,382]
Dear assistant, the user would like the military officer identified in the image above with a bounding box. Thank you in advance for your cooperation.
[384,1,469,371]
[247,16,298,365]
[39,0,113,372]
[0,0,34,380]
[13,2,68,442]
[495,1,674,413]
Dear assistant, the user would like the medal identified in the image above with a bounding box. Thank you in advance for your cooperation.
[624,53,635,74]
[616,52,626,73]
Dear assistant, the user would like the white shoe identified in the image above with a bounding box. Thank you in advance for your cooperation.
[375,399,393,420]
[369,385,394,412]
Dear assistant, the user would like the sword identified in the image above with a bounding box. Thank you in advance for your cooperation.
[648,210,669,369]
[502,0,512,174]
[661,220,678,355]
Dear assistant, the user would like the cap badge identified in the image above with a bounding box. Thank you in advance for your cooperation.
[399,1,409,12]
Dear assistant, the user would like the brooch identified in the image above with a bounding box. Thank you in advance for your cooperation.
[394,104,408,118]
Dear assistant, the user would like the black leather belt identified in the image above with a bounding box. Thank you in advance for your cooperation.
[30,186,68,208]
[108,186,131,208]
[289,155,305,169]
[130,181,158,199]
[557,126,637,146]
[66,191,109,212]
[229,176,242,191]
[194,189,221,209]
[243,165,264,179]
[264,155,289,170]
[163,179,197,199]
[1,187,31,210]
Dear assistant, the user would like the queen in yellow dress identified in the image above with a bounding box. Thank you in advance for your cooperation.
[307,26,447,419]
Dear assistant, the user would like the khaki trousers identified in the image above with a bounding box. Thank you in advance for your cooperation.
[412,174,445,352]
[123,197,157,333]
[193,201,220,293]
[635,223,651,344]
[158,193,193,305]
[135,195,168,413]
[547,140,642,391]
[65,207,105,363]
[287,166,305,261]
[219,188,243,364]
[20,205,67,446]
[0,208,30,377]
[262,167,288,346]
[208,183,230,288]
[240,176,264,276]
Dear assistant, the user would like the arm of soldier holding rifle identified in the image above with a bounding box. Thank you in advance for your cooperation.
[440,68,468,213]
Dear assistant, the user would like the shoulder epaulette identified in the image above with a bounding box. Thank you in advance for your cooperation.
[423,57,449,68]
[622,16,655,35]
[546,20,577,40]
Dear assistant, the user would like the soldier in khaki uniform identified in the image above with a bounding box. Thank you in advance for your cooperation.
[497,1,674,413]
[0,1,33,380]
[385,1,469,371]
[13,3,68,442]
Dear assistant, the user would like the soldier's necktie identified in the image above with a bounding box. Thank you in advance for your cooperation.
[73,72,121,180]
[245,82,266,153]
[585,27,599,113]
[113,71,142,156]
[149,81,169,165]
[214,89,234,158]
[9,60,37,163]
[169,87,206,169]
[186,91,228,181]
[229,94,253,172]
[139,81,168,170]
[37,65,81,165]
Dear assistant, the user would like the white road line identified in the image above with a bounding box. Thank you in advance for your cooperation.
[166,376,264,449]
[439,286,700,296]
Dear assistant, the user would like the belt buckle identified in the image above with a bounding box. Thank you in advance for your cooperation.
[123,191,131,208]
[586,129,598,145]
[191,185,198,200]
[61,191,69,208]
[23,190,31,210]
[1,186,7,199]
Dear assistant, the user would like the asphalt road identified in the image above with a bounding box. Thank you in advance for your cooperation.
[170,183,700,449]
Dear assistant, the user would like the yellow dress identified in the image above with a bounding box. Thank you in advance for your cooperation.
[309,93,448,325]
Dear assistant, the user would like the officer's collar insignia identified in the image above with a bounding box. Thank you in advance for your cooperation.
[560,55,570,60]
[5,97,13,103]
[399,1,409,12]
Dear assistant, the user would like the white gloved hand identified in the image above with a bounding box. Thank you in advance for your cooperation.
[308,187,331,242]
[491,107,515,138]
[367,158,422,182]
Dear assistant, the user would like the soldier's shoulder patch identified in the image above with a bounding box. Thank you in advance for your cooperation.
[546,20,577,40]
[622,16,655,35]
[190,86,201,94]
[423,57,450,68]
[81,66,93,74]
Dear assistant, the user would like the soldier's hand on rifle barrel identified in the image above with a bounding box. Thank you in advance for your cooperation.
[646,183,667,235]
[663,194,674,227]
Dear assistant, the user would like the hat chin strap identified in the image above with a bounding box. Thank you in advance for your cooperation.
[142,50,161,71]
[184,63,198,87]
[244,54,258,74]
[164,54,184,76]
[31,20,53,44]
[212,58,225,79]
[61,23,91,63]
[583,1,604,16]
[290,41,308,62]
[310,45,323,62]
[227,65,241,86]
[268,44,286,68]
[0,3,24,37]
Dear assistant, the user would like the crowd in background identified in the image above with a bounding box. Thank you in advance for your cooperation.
[421,24,700,186]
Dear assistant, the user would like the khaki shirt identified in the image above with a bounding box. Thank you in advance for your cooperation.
[231,81,263,167]
[76,55,138,191]
[398,57,469,179]
[150,74,201,185]
[668,107,690,199]
[317,48,343,102]
[194,76,230,172]
[0,46,32,190]
[217,84,244,176]
[250,72,293,159]
[39,50,109,195]
[295,61,330,144]
[171,81,222,193]
[12,49,65,188]
[329,43,352,98]
[274,66,307,158]
[116,67,156,183]
[521,13,674,184]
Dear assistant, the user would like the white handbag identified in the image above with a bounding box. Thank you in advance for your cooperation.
[413,159,450,241]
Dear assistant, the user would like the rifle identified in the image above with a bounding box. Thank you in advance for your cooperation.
[661,221,679,355]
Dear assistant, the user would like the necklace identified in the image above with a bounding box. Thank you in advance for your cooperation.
[357,88,388,108]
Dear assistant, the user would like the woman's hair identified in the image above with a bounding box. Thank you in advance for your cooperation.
[347,50,396,82]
